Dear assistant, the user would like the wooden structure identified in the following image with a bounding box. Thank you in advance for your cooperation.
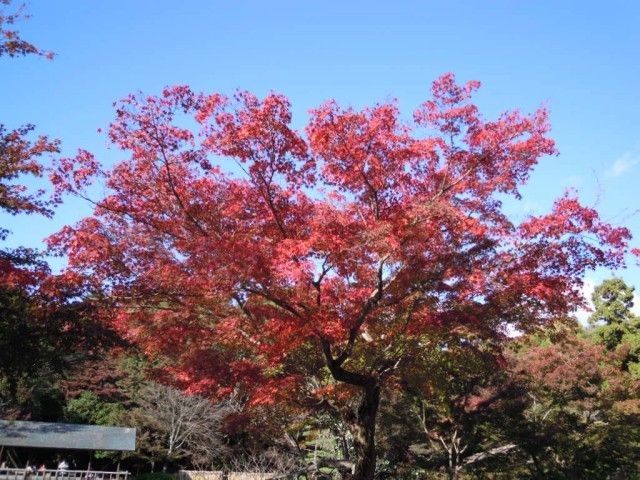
[0,420,136,479]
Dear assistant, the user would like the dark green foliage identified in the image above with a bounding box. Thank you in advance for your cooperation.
[0,286,66,418]
[589,278,640,376]
[0,281,123,420]
[590,278,636,328]
[65,391,125,426]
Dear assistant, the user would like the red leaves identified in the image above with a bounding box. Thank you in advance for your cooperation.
[514,337,604,395]
[0,124,60,218]
[0,249,49,289]
[431,73,481,106]
[202,90,312,187]
[50,149,101,202]
[414,73,557,201]
[49,75,633,407]
[519,193,630,270]
[414,73,481,137]
[307,100,418,215]
[0,0,54,59]
[510,334,640,415]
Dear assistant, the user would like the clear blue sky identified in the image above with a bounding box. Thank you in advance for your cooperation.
[2,0,639,314]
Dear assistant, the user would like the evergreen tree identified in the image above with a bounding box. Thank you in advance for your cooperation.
[589,278,640,376]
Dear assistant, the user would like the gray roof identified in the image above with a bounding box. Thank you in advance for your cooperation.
[0,420,136,451]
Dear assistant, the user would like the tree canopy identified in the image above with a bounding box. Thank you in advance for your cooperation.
[47,75,632,479]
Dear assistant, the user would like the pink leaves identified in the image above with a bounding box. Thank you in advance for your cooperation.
[194,93,226,125]
[201,90,312,187]
[431,73,481,106]
[50,149,101,202]
[307,100,418,218]
[414,73,481,136]
[108,86,200,154]
[0,0,55,59]
[519,193,631,260]
[414,75,556,200]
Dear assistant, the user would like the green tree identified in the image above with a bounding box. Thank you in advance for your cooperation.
[589,278,640,376]
[65,390,125,426]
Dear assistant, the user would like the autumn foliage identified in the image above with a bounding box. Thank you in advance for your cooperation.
[0,0,53,59]
[48,74,632,478]
[0,0,59,291]
[0,2,637,475]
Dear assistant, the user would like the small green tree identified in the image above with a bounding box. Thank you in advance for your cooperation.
[589,278,640,376]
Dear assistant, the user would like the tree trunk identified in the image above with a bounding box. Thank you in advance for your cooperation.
[447,443,461,480]
[349,383,380,480]
[447,465,460,480]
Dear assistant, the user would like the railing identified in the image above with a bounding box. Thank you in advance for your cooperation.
[0,469,129,480]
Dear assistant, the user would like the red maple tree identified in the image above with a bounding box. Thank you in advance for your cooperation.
[49,75,631,479]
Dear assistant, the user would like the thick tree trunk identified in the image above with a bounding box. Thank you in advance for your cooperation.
[319,337,382,480]
[349,383,381,480]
